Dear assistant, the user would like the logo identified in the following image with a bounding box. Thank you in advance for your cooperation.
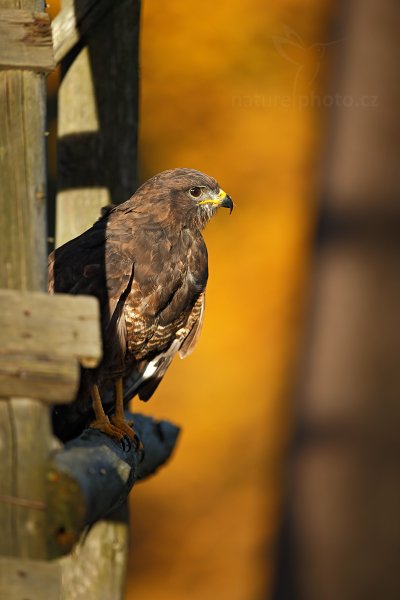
[273,25,342,96]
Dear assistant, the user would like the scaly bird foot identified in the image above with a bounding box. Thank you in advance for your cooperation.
[89,416,127,441]
[110,415,143,449]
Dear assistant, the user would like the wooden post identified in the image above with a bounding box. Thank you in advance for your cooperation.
[0,0,55,560]
[55,0,140,247]
[54,1,141,597]
[0,3,179,598]
[0,2,52,292]
[272,1,400,599]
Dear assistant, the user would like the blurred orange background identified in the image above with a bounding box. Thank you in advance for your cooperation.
[47,1,333,598]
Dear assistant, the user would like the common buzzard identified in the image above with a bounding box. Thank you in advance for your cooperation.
[49,168,233,444]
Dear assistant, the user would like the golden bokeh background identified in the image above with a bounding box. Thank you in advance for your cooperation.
[47,1,334,598]
[129,2,332,599]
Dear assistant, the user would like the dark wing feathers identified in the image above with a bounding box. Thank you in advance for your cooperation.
[49,217,136,369]
[48,169,223,443]
[49,205,208,415]
[49,217,134,320]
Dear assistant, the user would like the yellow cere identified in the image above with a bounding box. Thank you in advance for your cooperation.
[198,189,227,206]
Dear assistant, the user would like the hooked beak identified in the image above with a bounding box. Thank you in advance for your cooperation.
[198,189,234,214]
[219,193,234,214]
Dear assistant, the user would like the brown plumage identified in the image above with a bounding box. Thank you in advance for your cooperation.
[49,168,233,443]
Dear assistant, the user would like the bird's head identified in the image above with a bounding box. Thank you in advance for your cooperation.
[135,168,233,229]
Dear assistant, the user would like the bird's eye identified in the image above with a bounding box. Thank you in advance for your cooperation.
[189,187,202,198]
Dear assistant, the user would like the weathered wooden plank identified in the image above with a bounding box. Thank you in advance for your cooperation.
[11,399,54,558]
[0,0,45,9]
[46,414,180,557]
[0,289,102,367]
[54,0,141,595]
[0,9,54,72]
[0,519,129,600]
[0,399,54,559]
[52,0,125,64]
[0,354,79,403]
[0,290,101,401]
[0,68,47,291]
[56,0,140,247]
[0,401,17,556]
[55,189,111,248]
[59,517,128,600]
[0,555,62,599]
[0,0,57,565]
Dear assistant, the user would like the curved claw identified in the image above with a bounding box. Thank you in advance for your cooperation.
[133,433,143,452]
[121,435,132,452]
[89,416,125,441]
[90,414,143,453]
[110,415,135,441]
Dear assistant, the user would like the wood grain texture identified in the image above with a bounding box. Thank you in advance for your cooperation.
[0,68,47,291]
[56,0,140,247]
[0,355,79,403]
[52,0,125,64]
[0,401,16,554]
[55,189,111,248]
[0,555,62,599]
[0,519,128,600]
[0,290,101,402]
[59,518,128,600]
[0,414,178,597]
[47,413,180,557]
[0,9,54,71]
[0,0,55,563]
[53,1,141,596]
[0,398,53,559]
[0,289,102,366]
[0,0,44,9]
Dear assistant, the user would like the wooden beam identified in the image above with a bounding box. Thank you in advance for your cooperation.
[0,73,47,291]
[0,290,101,361]
[0,355,79,403]
[0,556,62,600]
[0,290,101,402]
[53,1,141,595]
[0,398,53,558]
[56,0,140,247]
[52,0,125,64]
[0,514,129,600]
[46,413,180,557]
[0,410,177,563]
[0,9,54,72]
[0,0,54,562]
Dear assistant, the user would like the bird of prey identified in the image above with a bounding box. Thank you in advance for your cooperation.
[49,168,233,444]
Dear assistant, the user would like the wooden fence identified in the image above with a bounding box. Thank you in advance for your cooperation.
[0,2,178,598]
